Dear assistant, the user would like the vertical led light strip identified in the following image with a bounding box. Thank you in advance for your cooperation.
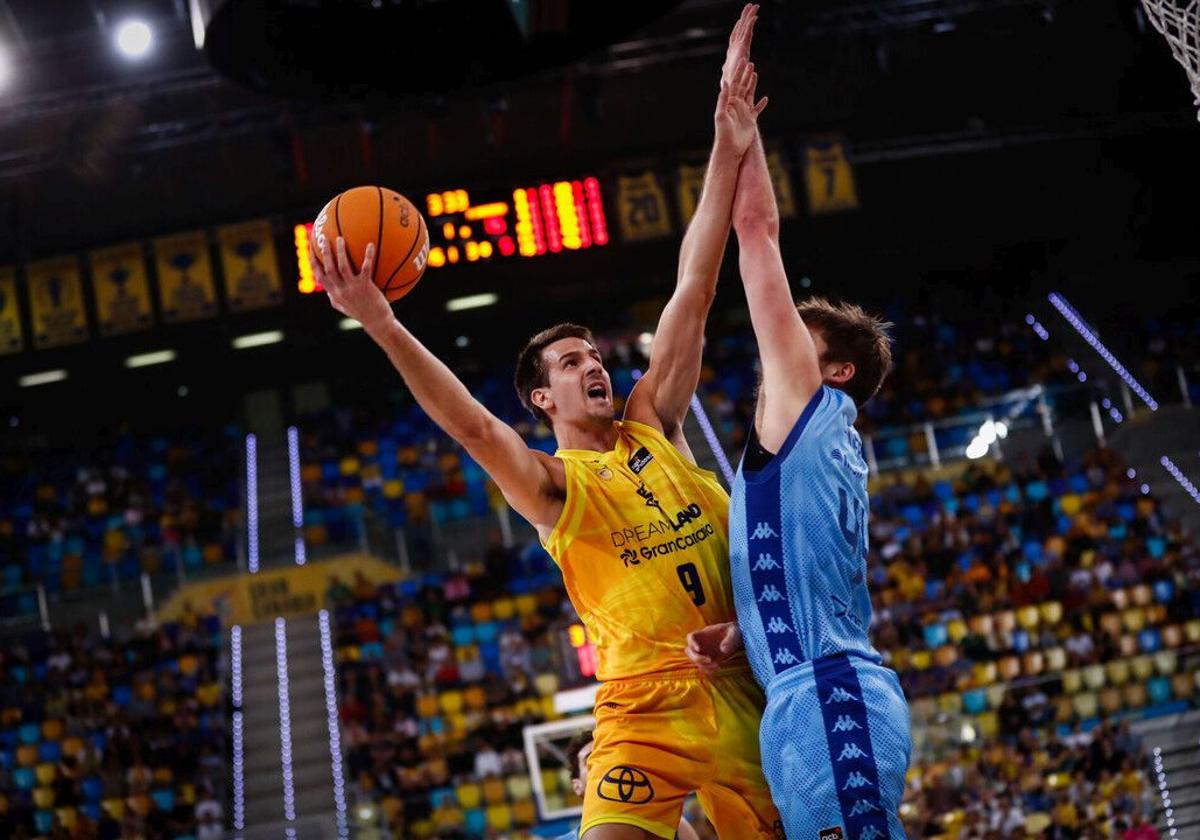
[230,625,246,834]
[538,184,564,253]
[287,427,306,566]
[318,610,350,839]
[275,618,297,829]
[570,180,593,248]
[1047,293,1159,410]
[1153,747,1176,837]
[690,394,736,486]
[246,434,259,574]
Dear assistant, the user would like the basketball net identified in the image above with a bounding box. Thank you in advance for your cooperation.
[1141,0,1200,119]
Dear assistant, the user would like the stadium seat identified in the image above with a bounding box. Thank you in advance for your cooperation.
[1106,660,1130,687]
[507,774,532,801]
[35,762,56,785]
[485,804,513,831]
[1083,664,1106,691]
[482,777,506,804]
[1121,608,1146,633]
[37,741,60,763]
[464,808,487,835]
[40,719,63,741]
[1045,647,1067,671]
[1162,624,1184,648]
[1172,673,1195,700]
[456,783,482,809]
[997,656,1021,681]
[102,798,125,819]
[513,798,537,825]
[16,744,38,767]
[1017,606,1040,630]
[1186,620,1200,644]
[1132,584,1153,606]
[534,673,559,696]
[1098,687,1123,715]
[1072,692,1099,719]
[1118,634,1138,658]
[1123,682,1148,710]
[13,767,35,790]
[1131,655,1154,682]
[1147,676,1173,706]
[1023,652,1044,676]
[34,810,53,835]
[1040,601,1063,625]
[986,684,1007,710]
[540,768,560,795]
[962,689,987,716]
[33,787,55,809]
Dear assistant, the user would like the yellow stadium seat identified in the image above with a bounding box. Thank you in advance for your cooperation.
[446,714,468,737]
[1121,608,1146,633]
[947,619,968,644]
[1162,625,1184,648]
[102,798,125,819]
[542,695,560,721]
[977,712,999,739]
[1123,682,1148,710]
[33,788,55,809]
[513,798,537,825]
[1153,651,1177,675]
[506,774,533,801]
[417,694,440,719]
[1054,697,1074,724]
[1040,601,1064,626]
[1106,660,1130,687]
[540,768,560,795]
[1172,673,1195,700]
[998,656,1022,681]
[1099,687,1123,715]
[1045,647,1067,672]
[1083,664,1106,691]
[40,720,63,741]
[1186,620,1200,644]
[534,673,559,697]
[937,693,962,714]
[1131,656,1154,682]
[911,650,933,670]
[515,595,537,617]
[410,818,433,838]
[493,598,516,620]
[1099,613,1122,637]
[933,646,958,668]
[994,611,1016,634]
[546,793,567,813]
[456,783,482,809]
[339,457,360,476]
[483,778,506,805]
[55,807,77,830]
[433,806,464,831]
[439,691,464,716]
[1017,606,1040,631]
[972,662,998,686]
[464,685,487,711]
[35,763,56,785]
[1072,692,1099,719]
[986,684,1007,710]
[1059,494,1082,515]
[486,804,513,831]
[1026,813,1052,834]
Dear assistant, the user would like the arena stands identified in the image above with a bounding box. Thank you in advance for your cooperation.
[0,613,226,840]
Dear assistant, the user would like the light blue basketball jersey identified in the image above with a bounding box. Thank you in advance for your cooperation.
[730,385,881,693]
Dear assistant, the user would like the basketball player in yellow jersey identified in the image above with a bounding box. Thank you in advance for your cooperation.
[313,7,777,838]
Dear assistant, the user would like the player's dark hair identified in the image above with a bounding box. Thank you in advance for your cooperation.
[796,297,894,408]
[564,729,594,782]
[514,323,598,425]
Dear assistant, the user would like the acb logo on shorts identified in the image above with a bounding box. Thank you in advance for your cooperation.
[818,828,845,840]
[596,765,655,804]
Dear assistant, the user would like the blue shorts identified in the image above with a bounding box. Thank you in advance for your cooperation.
[759,654,910,840]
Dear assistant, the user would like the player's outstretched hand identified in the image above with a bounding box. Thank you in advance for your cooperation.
[721,4,758,88]
[714,58,768,157]
[311,233,394,333]
[686,621,744,675]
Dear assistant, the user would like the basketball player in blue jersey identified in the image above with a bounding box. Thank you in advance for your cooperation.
[683,121,911,837]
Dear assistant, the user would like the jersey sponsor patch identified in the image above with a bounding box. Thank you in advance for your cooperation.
[595,765,655,804]
[628,446,654,474]
[818,828,845,840]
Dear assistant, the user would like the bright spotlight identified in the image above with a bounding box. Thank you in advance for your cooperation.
[116,19,153,58]
[0,45,11,90]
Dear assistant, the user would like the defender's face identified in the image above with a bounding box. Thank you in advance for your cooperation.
[536,337,613,426]
[571,740,594,797]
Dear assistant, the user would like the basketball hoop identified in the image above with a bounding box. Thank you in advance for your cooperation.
[1141,0,1200,120]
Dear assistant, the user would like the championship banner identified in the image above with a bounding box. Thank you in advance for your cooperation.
[616,171,673,242]
[676,163,707,226]
[90,243,154,336]
[0,267,23,355]
[155,553,402,626]
[154,230,218,323]
[765,151,798,219]
[217,219,283,312]
[27,257,88,349]
[803,138,859,214]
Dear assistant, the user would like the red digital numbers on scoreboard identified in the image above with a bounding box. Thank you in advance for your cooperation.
[567,623,598,679]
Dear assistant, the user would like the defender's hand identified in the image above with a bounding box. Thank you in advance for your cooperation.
[686,622,743,675]
[311,233,394,333]
[714,59,768,157]
[721,4,759,89]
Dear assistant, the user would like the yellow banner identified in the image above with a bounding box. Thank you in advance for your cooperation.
[765,151,798,219]
[90,243,153,336]
[804,138,859,214]
[0,267,23,355]
[218,219,282,312]
[616,172,673,242]
[676,163,707,226]
[155,553,402,626]
[154,230,218,323]
[27,257,88,349]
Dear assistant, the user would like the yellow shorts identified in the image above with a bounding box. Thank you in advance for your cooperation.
[581,666,781,840]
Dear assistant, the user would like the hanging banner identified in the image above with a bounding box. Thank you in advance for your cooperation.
[217,219,282,312]
[803,138,859,214]
[676,163,707,227]
[27,257,88,349]
[616,172,673,242]
[765,151,799,219]
[154,230,218,323]
[90,243,154,336]
[0,267,23,355]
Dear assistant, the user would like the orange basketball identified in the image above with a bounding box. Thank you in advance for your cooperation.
[314,186,430,302]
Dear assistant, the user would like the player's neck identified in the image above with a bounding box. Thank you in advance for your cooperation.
[553,418,619,453]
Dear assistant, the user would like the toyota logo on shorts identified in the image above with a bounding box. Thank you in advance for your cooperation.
[596,765,655,804]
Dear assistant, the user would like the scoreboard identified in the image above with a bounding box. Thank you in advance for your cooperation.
[295,176,610,294]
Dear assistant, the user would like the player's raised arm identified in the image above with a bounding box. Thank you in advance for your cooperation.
[732,132,824,452]
[313,235,563,531]
[626,5,766,446]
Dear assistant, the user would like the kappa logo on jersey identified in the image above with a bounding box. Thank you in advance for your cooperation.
[825,686,860,704]
[848,799,881,817]
[596,765,655,804]
[758,584,783,602]
[837,742,869,761]
[842,771,871,790]
[750,521,778,540]
[832,715,862,733]
[774,648,800,666]
[857,826,884,840]
[817,828,845,840]
[627,446,654,475]
[766,616,792,634]
[752,553,779,570]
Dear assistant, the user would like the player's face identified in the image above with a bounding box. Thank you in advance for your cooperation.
[537,337,614,426]
[571,740,594,796]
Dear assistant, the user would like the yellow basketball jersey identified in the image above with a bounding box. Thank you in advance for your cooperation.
[545,419,739,681]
